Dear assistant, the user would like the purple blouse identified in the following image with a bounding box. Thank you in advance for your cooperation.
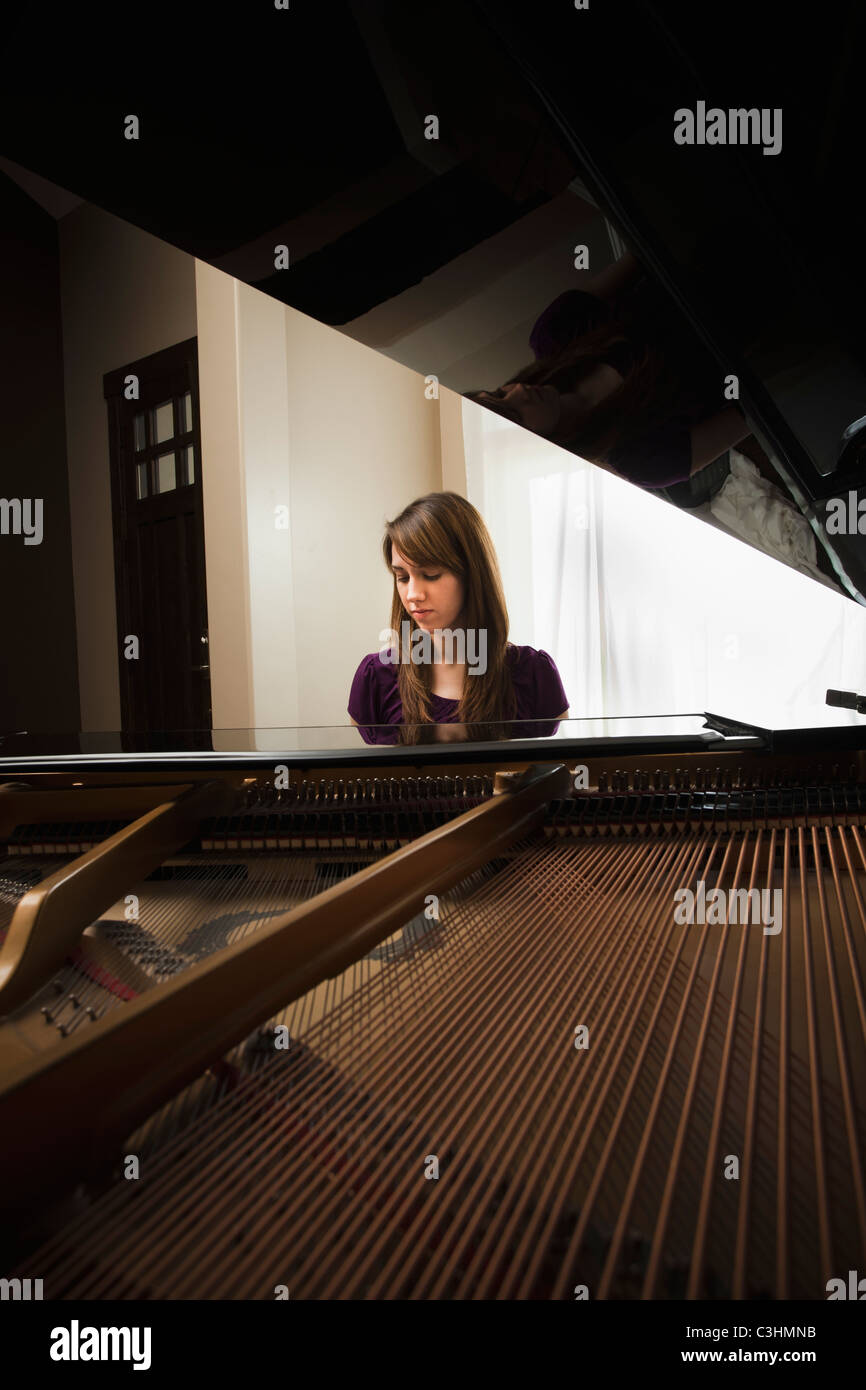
[348,644,569,745]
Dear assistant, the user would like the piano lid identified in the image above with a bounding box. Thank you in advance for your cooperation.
[1,0,863,596]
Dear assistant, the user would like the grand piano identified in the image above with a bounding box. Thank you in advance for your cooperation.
[1,0,865,1308]
[1,710,866,1299]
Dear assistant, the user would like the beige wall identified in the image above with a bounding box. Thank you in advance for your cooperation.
[195,272,257,739]
[282,302,443,729]
[439,386,467,495]
[59,207,457,738]
[59,204,197,732]
[196,264,446,736]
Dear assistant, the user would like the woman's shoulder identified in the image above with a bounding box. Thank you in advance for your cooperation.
[506,644,566,691]
[506,644,569,721]
[506,643,559,671]
[353,650,396,678]
[348,652,402,733]
[350,652,402,697]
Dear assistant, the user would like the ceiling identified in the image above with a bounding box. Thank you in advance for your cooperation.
[0,154,83,219]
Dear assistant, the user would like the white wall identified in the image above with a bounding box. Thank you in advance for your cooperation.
[59,204,198,732]
[196,264,444,737]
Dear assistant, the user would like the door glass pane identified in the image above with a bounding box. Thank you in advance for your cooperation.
[133,412,146,452]
[182,391,193,433]
[136,461,148,499]
[154,400,174,444]
[156,451,177,493]
[181,445,195,485]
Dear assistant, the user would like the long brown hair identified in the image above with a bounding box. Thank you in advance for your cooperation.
[382,492,516,742]
[465,318,681,464]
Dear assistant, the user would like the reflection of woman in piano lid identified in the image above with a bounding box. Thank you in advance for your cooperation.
[465,249,752,491]
[348,491,569,746]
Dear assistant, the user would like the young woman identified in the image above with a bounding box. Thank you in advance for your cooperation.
[348,491,569,745]
[465,250,751,490]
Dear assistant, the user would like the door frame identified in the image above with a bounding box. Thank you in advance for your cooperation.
[104,336,210,739]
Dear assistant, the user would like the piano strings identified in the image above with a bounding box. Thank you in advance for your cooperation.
[7,782,865,1299]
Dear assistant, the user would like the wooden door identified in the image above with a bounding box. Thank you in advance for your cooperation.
[104,338,211,740]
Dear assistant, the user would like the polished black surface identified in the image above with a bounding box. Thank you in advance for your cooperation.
[2,0,864,594]
[2,709,866,775]
[0,714,745,773]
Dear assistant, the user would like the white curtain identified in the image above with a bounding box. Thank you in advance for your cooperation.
[462,399,866,726]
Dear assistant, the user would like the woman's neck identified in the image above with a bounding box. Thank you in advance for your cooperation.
[425,612,470,664]
[429,662,465,699]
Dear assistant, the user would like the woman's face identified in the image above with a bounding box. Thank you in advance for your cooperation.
[390,546,465,630]
[474,381,561,436]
